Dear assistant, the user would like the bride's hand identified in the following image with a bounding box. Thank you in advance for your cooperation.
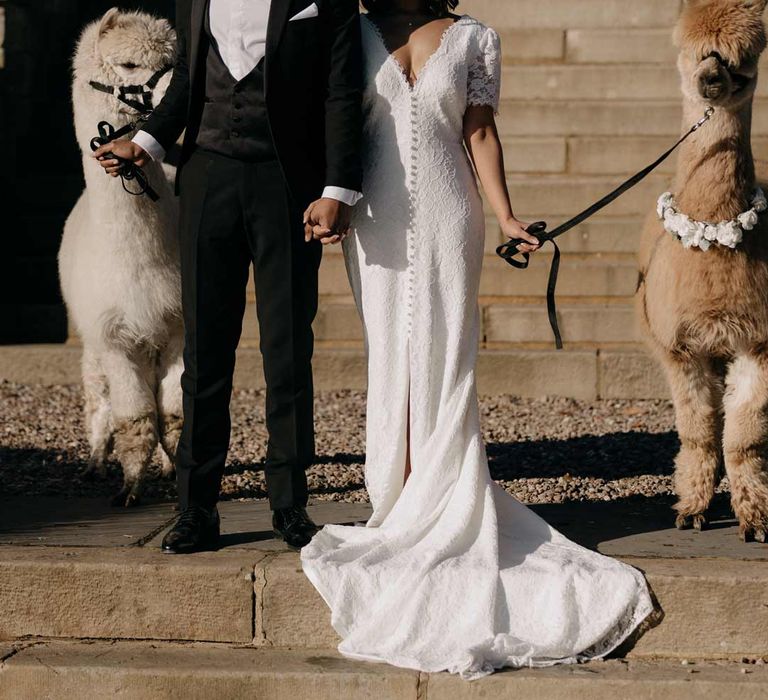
[501,217,540,254]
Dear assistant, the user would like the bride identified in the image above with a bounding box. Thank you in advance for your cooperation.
[301,0,654,679]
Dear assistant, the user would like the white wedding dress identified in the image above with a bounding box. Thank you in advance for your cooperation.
[301,15,653,680]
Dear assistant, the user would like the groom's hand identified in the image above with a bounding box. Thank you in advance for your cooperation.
[92,140,149,176]
[303,198,352,245]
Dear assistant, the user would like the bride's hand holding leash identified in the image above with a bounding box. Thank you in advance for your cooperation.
[501,217,540,254]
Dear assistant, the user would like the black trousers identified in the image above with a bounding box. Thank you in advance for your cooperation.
[176,149,321,511]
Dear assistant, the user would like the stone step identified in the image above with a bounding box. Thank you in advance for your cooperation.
[486,217,643,253]
[496,99,768,137]
[501,65,768,102]
[485,303,638,344]
[2,641,768,700]
[0,544,766,660]
[0,344,667,399]
[238,302,640,345]
[461,0,681,30]
[318,255,639,298]
[498,27,679,66]
[322,216,644,256]
[503,27,768,66]
[504,135,766,176]
[566,136,768,175]
[505,173,666,217]
[565,28,677,64]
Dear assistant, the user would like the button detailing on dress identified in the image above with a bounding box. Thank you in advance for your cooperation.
[405,92,418,338]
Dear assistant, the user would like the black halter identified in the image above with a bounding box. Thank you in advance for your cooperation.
[87,65,172,201]
[89,65,172,114]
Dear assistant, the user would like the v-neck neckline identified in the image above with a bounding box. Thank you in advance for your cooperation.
[363,14,468,91]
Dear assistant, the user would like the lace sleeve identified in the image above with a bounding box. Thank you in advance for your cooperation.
[467,27,501,112]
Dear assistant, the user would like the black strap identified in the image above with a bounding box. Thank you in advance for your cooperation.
[88,65,172,114]
[89,120,160,201]
[497,107,714,349]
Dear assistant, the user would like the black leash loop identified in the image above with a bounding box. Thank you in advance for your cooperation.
[90,120,160,201]
[496,107,715,349]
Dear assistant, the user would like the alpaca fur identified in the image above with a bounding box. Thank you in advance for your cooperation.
[638,0,768,541]
[59,8,182,506]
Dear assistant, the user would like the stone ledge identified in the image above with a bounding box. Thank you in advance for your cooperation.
[0,345,673,399]
[2,539,768,658]
[0,547,257,643]
[2,641,767,700]
[254,553,768,660]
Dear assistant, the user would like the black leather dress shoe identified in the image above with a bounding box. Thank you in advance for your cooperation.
[273,506,318,550]
[162,505,220,554]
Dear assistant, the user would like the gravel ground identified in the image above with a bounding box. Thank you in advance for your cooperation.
[0,380,729,505]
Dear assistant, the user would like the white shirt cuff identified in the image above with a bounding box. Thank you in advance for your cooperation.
[322,186,363,206]
[132,130,166,162]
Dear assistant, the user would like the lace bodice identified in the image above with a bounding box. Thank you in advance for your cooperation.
[361,15,501,125]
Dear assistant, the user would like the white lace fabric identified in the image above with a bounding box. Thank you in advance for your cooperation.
[301,15,653,680]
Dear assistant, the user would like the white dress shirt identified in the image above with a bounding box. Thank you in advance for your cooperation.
[133,0,362,205]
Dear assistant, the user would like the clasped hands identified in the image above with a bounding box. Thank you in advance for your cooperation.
[304,198,352,245]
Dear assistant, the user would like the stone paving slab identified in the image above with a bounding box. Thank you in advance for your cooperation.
[148,500,374,552]
[4,496,764,562]
[0,642,419,700]
[2,641,767,700]
[0,497,176,547]
[0,547,258,643]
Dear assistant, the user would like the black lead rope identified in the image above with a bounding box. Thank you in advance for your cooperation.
[90,120,159,201]
[497,107,715,349]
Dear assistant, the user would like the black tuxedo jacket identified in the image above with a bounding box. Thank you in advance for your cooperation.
[143,0,363,208]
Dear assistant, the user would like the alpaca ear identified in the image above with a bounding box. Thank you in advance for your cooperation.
[97,7,120,36]
[743,0,768,11]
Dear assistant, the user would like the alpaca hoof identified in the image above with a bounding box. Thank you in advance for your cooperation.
[81,460,107,481]
[675,513,692,530]
[110,491,128,507]
[692,514,707,531]
[738,524,767,543]
[110,489,141,508]
[124,493,141,508]
[159,451,176,480]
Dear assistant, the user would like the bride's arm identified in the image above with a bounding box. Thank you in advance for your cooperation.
[463,105,540,253]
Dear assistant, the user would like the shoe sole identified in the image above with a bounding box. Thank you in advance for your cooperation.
[162,526,221,555]
[272,529,305,552]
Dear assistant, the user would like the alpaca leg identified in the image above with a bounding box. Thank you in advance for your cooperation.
[156,325,184,479]
[663,353,723,530]
[101,347,159,507]
[81,347,113,477]
[722,354,768,543]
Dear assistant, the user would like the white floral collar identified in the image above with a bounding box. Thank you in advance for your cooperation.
[657,188,767,251]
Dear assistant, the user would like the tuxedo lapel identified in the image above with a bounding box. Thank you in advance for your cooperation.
[189,0,208,84]
[266,0,293,65]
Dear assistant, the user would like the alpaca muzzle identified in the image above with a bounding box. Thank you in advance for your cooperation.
[89,65,172,114]
[699,52,752,99]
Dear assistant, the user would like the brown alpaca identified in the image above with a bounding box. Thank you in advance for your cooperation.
[638,0,768,542]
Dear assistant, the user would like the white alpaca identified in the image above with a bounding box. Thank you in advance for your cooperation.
[59,8,183,506]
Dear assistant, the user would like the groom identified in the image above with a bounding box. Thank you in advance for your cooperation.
[95,0,363,552]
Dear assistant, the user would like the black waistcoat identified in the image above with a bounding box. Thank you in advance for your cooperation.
[195,9,276,161]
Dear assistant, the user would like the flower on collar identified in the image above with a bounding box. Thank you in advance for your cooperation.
[657,188,766,251]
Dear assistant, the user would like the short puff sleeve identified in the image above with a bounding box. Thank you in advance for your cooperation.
[467,26,501,112]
